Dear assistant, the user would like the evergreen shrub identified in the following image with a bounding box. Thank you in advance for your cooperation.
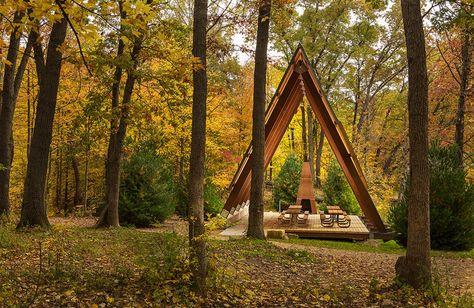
[119,143,176,227]
[322,160,360,214]
[388,142,474,250]
[273,153,303,210]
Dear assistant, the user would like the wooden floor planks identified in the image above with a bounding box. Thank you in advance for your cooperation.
[263,212,370,240]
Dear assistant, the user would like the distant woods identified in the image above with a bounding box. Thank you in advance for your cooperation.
[0,0,470,238]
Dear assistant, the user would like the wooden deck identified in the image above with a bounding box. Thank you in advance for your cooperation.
[264,212,370,240]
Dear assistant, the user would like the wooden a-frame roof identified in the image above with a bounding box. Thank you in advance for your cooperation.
[221,45,386,233]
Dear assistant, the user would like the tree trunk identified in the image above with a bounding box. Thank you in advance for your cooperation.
[307,106,315,178]
[248,0,271,240]
[0,11,32,217]
[96,3,126,227]
[18,17,68,229]
[454,27,471,164]
[63,161,69,215]
[188,0,208,294]
[97,1,147,227]
[99,58,140,227]
[301,104,307,161]
[315,130,324,188]
[55,147,62,213]
[84,116,90,212]
[72,156,84,207]
[290,127,295,150]
[395,0,431,288]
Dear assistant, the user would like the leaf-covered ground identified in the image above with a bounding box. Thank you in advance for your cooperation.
[0,217,472,307]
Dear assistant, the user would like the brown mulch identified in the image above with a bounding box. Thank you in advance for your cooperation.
[272,241,474,299]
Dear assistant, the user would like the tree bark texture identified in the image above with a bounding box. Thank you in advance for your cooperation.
[0,11,24,216]
[97,0,148,227]
[396,0,431,288]
[188,0,208,294]
[454,27,471,163]
[72,156,84,206]
[307,106,315,178]
[315,129,324,188]
[248,0,271,240]
[18,17,68,229]
[301,104,308,161]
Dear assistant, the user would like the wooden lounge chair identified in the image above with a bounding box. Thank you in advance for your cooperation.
[338,214,351,228]
[319,212,334,227]
[296,211,309,225]
[278,212,291,225]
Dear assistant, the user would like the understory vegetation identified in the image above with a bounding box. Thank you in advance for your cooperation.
[321,160,360,214]
[0,224,472,307]
[273,153,303,210]
[389,143,474,251]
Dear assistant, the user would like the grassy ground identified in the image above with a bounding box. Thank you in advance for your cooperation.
[276,238,474,259]
[0,222,473,307]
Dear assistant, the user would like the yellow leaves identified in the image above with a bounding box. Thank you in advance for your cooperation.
[64,289,74,297]
[91,304,99,308]
[323,294,331,302]
[2,59,13,67]
[106,296,114,303]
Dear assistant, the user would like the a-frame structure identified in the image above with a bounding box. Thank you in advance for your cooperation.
[221,45,386,233]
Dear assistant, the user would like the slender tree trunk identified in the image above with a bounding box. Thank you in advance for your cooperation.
[97,0,148,227]
[454,28,471,164]
[189,0,208,294]
[27,67,32,158]
[307,106,315,178]
[55,147,62,213]
[0,11,31,217]
[97,3,126,227]
[63,161,69,215]
[315,130,324,188]
[18,16,68,229]
[84,116,90,212]
[301,104,307,161]
[248,0,271,240]
[99,59,140,227]
[290,127,295,150]
[72,156,84,207]
[395,0,431,288]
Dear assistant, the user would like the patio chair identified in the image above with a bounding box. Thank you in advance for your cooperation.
[296,211,309,225]
[278,212,291,225]
[338,214,351,228]
[319,212,334,227]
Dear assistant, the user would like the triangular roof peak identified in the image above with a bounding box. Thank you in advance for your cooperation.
[222,45,386,233]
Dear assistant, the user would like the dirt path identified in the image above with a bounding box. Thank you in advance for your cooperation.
[272,241,474,297]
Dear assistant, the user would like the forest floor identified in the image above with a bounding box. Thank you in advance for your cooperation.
[0,216,473,307]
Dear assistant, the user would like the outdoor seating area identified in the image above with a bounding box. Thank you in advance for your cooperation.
[278,205,309,226]
[279,204,352,228]
[319,205,351,228]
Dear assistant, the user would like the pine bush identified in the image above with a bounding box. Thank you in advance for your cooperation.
[273,153,303,210]
[388,142,474,250]
[322,160,360,214]
[119,143,176,227]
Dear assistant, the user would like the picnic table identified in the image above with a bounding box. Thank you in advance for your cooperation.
[286,205,303,224]
[327,206,345,223]
[325,205,351,227]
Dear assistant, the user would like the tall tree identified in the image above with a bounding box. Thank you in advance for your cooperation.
[18,15,68,228]
[97,0,152,227]
[307,105,315,177]
[248,0,271,239]
[0,10,32,217]
[395,0,431,288]
[454,14,472,163]
[188,0,208,293]
[301,103,308,161]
